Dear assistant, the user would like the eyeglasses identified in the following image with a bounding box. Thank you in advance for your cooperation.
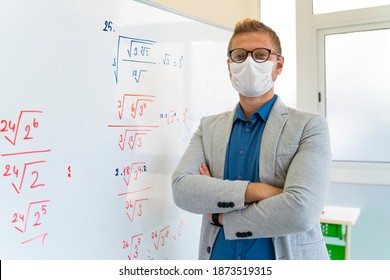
[228,48,281,63]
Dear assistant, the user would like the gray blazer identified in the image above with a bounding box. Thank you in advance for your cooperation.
[172,96,332,260]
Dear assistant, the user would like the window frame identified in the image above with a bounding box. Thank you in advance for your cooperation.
[296,1,390,185]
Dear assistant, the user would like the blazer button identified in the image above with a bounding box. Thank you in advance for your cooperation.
[247,231,253,237]
[236,232,242,238]
[228,202,235,208]
[207,246,211,253]
[217,202,223,208]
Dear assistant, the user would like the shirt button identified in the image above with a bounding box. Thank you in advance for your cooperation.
[237,175,242,179]
[237,256,242,260]
[245,128,250,132]
[239,150,244,155]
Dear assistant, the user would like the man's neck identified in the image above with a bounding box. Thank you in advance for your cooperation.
[239,90,275,120]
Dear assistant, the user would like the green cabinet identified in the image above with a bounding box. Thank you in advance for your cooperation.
[321,223,344,240]
[321,222,347,260]
[320,206,360,260]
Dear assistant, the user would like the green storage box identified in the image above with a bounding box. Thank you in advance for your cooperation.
[321,223,344,240]
[326,244,346,260]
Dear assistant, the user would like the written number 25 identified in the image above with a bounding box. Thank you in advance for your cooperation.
[103,20,114,32]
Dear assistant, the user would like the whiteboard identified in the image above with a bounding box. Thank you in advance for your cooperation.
[0,0,237,259]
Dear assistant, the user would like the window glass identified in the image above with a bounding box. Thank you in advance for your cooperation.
[313,0,390,14]
[325,28,390,162]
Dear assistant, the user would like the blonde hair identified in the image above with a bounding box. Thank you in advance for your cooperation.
[228,18,282,55]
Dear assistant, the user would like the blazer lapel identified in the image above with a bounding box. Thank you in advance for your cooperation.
[211,104,237,179]
[260,97,289,185]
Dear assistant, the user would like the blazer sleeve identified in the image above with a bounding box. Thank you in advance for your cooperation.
[222,114,332,239]
[171,115,249,215]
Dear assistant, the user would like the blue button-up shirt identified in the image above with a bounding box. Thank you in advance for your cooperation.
[210,95,277,260]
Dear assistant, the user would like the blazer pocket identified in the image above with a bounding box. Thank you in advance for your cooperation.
[275,144,299,157]
[297,227,324,245]
[275,144,299,177]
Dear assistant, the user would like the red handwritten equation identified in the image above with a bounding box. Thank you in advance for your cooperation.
[115,161,147,186]
[1,110,52,248]
[110,93,159,151]
[122,220,184,260]
[2,156,49,194]
[152,225,170,250]
[109,32,189,260]
[12,200,51,247]
[118,94,156,120]
[123,233,143,260]
[108,125,158,151]
[118,187,151,224]
[1,110,42,146]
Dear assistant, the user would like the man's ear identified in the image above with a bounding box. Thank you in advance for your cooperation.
[277,56,284,75]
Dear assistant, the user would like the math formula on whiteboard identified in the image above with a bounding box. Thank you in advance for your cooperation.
[1,110,52,248]
[105,20,191,259]
[0,0,232,259]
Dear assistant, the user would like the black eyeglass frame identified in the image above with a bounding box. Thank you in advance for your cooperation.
[227,47,281,63]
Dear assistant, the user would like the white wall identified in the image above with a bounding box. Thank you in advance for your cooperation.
[152,0,260,28]
[260,0,296,108]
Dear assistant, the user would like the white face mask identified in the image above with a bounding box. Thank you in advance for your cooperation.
[230,59,277,97]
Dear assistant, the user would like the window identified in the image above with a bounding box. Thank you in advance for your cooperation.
[313,0,390,14]
[324,28,390,162]
[297,1,390,184]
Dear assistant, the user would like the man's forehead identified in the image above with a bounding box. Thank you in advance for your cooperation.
[231,32,273,47]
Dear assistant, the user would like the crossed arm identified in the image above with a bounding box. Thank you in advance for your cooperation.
[199,162,283,226]
[173,113,331,239]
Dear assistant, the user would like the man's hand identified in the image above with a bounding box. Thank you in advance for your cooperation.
[199,162,212,177]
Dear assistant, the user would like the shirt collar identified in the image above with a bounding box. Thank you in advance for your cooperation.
[234,95,278,123]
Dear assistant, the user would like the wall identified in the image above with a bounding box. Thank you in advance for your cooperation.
[261,0,296,108]
[151,0,260,28]
[326,183,390,259]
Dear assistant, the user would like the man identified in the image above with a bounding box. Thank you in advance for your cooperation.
[172,18,332,260]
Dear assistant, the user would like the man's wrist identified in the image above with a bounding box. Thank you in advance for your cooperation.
[245,182,260,203]
[210,213,223,227]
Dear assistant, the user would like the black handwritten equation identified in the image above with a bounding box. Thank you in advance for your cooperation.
[113,36,184,84]
[103,22,195,260]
